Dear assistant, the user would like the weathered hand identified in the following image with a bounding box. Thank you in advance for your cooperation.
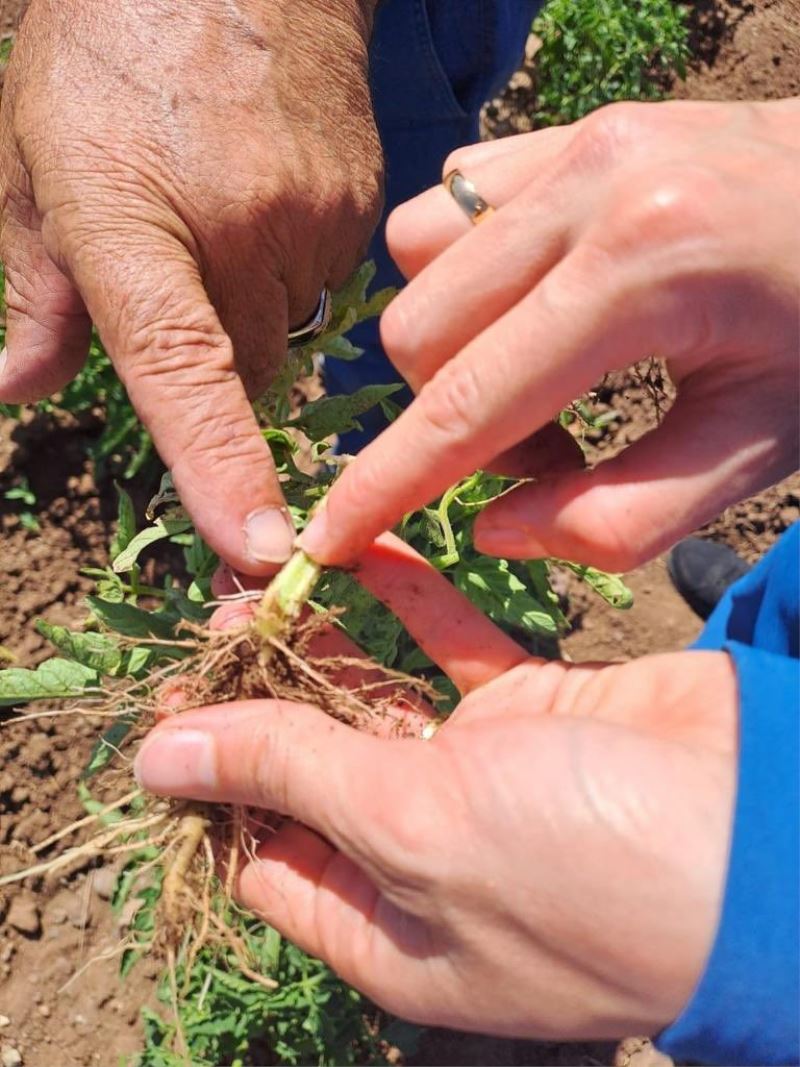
[299,97,800,570]
[0,0,381,571]
[135,536,736,1041]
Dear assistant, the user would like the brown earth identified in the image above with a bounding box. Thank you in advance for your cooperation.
[1,1,799,1065]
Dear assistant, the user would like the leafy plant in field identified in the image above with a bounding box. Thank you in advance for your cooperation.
[533,0,689,126]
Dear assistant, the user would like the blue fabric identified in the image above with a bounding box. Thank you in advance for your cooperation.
[324,0,542,452]
[657,523,800,1065]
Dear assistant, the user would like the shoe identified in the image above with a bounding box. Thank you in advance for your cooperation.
[667,537,752,621]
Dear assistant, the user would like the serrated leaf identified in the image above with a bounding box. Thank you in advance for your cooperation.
[35,619,123,675]
[560,561,634,609]
[112,513,193,573]
[0,658,98,706]
[287,384,402,443]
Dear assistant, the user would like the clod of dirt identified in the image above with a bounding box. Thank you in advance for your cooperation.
[89,867,117,901]
[6,894,41,937]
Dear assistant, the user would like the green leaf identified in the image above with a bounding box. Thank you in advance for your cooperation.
[454,557,559,636]
[321,335,363,362]
[287,384,403,443]
[331,261,376,313]
[83,714,138,778]
[110,485,137,561]
[0,658,98,707]
[559,561,634,609]
[35,620,123,675]
[112,513,193,574]
[86,597,183,641]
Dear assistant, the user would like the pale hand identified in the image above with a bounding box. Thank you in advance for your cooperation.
[299,98,800,570]
[135,536,736,1041]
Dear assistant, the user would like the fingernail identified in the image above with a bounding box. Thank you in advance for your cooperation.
[245,506,295,564]
[134,729,217,794]
[296,507,330,562]
[475,525,548,559]
[0,347,7,376]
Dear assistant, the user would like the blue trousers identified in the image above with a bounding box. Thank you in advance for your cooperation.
[324,0,542,451]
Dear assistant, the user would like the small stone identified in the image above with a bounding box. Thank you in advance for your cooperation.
[6,895,41,937]
[37,1006,50,1019]
[1,1047,23,1067]
[0,1018,9,1029]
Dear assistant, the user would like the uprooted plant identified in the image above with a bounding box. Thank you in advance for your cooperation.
[0,263,633,1065]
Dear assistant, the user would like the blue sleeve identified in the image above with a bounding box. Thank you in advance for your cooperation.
[657,525,800,1065]
[657,643,799,1065]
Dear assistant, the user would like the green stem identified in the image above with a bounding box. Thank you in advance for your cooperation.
[254,549,322,641]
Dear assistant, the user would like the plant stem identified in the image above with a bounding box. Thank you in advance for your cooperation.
[254,549,322,641]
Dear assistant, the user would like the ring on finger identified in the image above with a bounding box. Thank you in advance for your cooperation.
[443,169,496,227]
[288,287,332,348]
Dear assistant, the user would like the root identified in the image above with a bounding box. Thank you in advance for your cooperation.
[162,807,211,930]
[1,545,437,1056]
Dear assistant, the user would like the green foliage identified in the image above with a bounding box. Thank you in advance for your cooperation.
[0,657,99,707]
[533,0,689,126]
[3,476,40,532]
[136,924,392,1067]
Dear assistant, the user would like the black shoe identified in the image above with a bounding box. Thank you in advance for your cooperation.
[667,537,752,621]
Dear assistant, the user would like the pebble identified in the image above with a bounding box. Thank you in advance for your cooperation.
[6,895,41,937]
[37,1006,50,1019]
[0,1018,9,1029]
[1,1048,23,1067]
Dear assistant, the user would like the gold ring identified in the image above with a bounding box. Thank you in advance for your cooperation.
[443,169,496,226]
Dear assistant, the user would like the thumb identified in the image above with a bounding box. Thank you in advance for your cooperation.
[62,230,294,574]
[133,698,436,895]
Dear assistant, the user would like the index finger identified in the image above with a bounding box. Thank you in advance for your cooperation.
[55,226,295,576]
[297,249,624,565]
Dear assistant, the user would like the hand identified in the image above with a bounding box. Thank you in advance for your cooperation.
[134,535,736,1040]
[298,98,800,570]
[0,0,382,572]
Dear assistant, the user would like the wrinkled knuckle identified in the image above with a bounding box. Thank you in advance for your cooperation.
[121,292,233,378]
[417,360,483,443]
